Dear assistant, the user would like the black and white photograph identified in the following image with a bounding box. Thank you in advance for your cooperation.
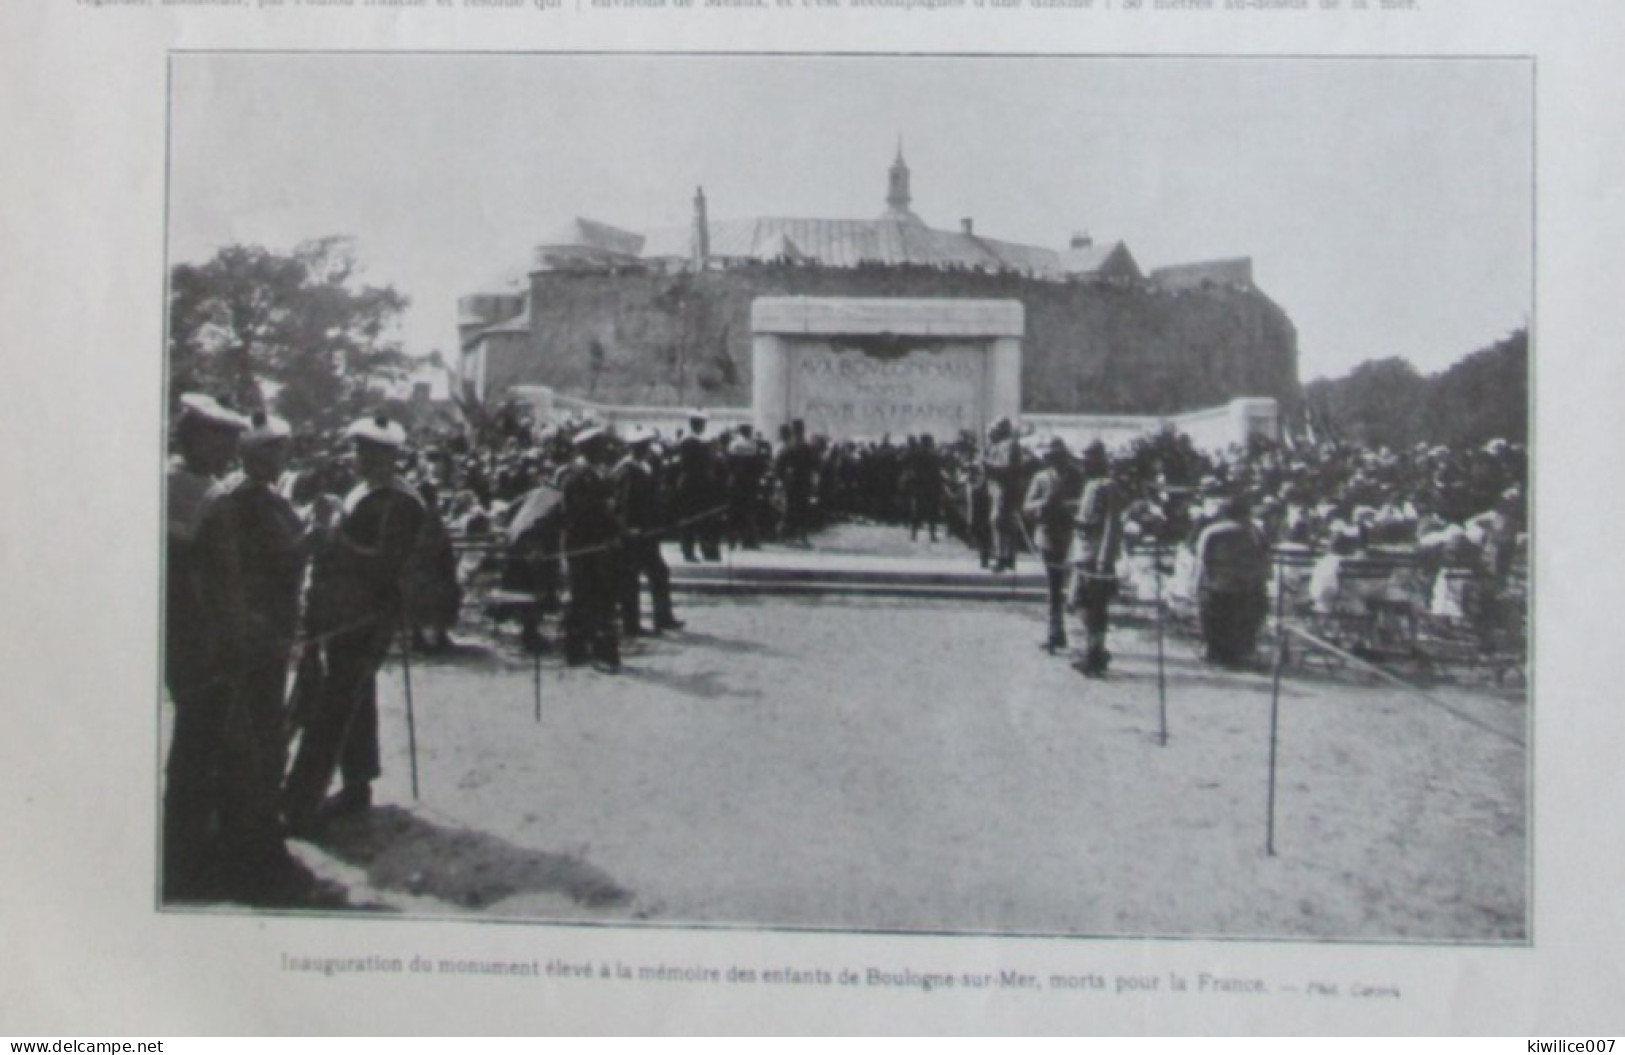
[159,53,1532,944]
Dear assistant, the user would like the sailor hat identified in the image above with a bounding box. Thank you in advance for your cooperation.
[572,425,608,449]
[624,425,657,448]
[178,393,248,431]
[345,413,407,449]
[240,410,292,448]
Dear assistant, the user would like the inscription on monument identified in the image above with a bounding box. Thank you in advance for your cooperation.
[789,341,986,439]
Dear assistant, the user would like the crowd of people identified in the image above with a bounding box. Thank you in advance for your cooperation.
[162,388,1527,907]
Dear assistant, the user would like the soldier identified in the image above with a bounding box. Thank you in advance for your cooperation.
[1023,437,1084,653]
[677,412,722,563]
[283,415,427,832]
[982,417,1025,572]
[1072,441,1125,677]
[163,394,247,900]
[560,426,623,671]
[193,412,338,904]
[614,426,683,638]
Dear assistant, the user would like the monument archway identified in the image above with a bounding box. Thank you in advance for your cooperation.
[751,297,1024,441]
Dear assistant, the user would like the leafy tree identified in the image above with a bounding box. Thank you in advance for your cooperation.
[1304,356,1426,447]
[1302,329,1528,450]
[169,237,412,432]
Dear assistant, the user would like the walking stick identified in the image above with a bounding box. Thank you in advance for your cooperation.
[1155,540,1168,747]
[399,621,420,802]
[1265,556,1286,856]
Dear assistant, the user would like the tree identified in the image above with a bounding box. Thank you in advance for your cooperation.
[1304,356,1426,447]
[169,237,412,433]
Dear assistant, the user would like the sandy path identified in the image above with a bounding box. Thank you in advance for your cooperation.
[307,592,1526,942]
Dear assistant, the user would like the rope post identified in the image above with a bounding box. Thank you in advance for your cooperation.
[1265,554,1287,856]
[533,645,543,723]
[1155,541,1168,747]
[399,623,420,802]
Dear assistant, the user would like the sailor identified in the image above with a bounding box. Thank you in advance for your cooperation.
[163,393,247,900]
[193,412,338,903]
[559,426,623,671]
[283,414,426,832]
[614,426,683,638]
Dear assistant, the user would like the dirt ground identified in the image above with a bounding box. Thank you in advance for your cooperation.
[286,583,1528,943]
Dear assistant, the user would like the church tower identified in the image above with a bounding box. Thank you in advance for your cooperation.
[883,140,921,223]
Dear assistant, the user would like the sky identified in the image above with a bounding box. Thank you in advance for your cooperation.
[168,54,1532,382]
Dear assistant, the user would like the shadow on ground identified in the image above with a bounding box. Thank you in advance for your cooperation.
[303,806,632,912]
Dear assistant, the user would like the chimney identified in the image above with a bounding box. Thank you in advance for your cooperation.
[1070,230,1093,250]
[692,186,711,269]
[960,217,975,236]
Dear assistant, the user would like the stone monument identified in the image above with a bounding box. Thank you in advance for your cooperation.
[750,297,1024,441]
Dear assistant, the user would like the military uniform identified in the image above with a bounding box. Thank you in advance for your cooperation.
[164,458,234,898]
[1023,451,1083,650]
[560,448,622,669]
[162,394,246,900]
[283,465,426,829]
[1072,473,1125,675]
[613,438,680,636]
[191,458,313,900]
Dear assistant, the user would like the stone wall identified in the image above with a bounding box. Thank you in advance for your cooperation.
[503,262,1300,416]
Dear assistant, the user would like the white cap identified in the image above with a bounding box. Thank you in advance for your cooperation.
[571,425,608,449]
[240,410,291,448]
[178,393,248,431]
[345,414,407,449]
[624,425,656,448]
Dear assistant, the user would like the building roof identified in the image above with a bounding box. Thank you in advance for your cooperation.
[535,217,646,260]
[639,215,1135,278]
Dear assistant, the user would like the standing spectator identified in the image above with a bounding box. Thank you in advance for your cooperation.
[163,394,247,900]
[1193,494,1271,667]
[283,414,427,832]
[615,427,684,638]
[1023,438,1083,652]
[1072,441,1125,677]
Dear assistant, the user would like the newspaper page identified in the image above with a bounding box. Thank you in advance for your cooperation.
[0,0,1619,1036]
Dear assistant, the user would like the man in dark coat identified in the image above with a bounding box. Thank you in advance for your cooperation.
[614,426,683,637]
[776,418,819,544]
[283,414,427,832]
[725,424,766,551]
[907,433,945,542]
[163,394,246,900]
[677,412,723,562]
[192,412,338,904]
[1193,494,1271,667]
[559,426,623,670]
